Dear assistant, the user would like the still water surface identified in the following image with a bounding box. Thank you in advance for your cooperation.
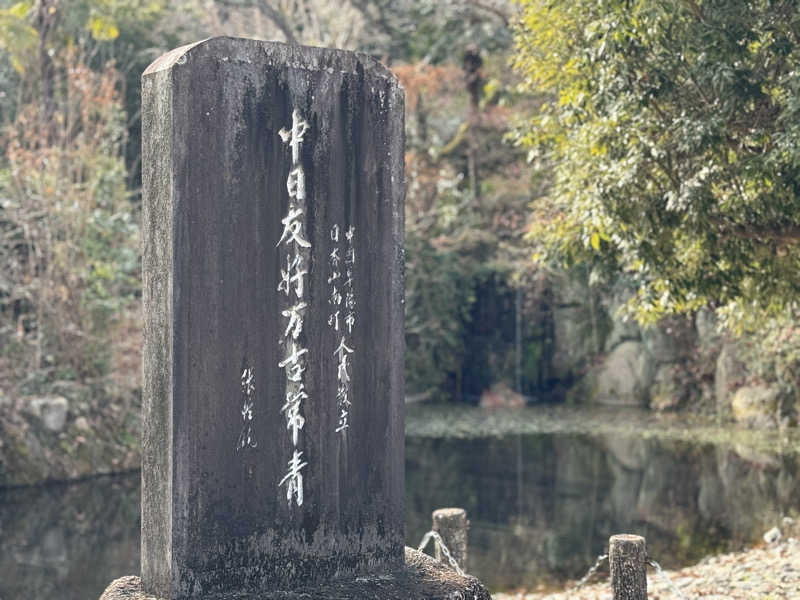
[2,406,799,599]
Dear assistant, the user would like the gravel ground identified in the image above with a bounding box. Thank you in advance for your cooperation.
[493,538,800,600]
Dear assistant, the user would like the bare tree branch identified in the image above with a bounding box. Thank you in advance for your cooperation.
[217,0,299,45]
[466,0,510,26]
[710,217,800,244]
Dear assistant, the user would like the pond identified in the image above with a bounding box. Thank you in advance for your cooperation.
[2,405,799,599]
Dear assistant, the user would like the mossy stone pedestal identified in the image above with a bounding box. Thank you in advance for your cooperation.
[100,548,491,600]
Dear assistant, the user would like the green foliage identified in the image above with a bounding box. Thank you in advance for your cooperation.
[348,0,513,64]
[0,0,183,383]
[398,51,538,399]
[513,0,800,324]
[405,227,479,397]
[0,2,36,74]
[734,308,800,421]
[0,0,528,397]
[0,41,138,379]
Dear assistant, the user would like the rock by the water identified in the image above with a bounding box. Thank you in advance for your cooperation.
[101,577,157,600]
[715,342,746,418]
[763,526,782,544]
[592,341,654,406]
[27,395,69,432]
[649,364,684,411]
[99,548,491,600]
[0,380,140,487]
[695,307,720,348]
[600,282,641,353]
[731,385,780,428]
[551,305,598,381]
[549,272,609,382]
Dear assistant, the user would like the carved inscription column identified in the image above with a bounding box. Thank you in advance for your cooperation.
[237,365,257,450]
[140,38,404,598]
[277,109,311,506]
[328,224,356,433]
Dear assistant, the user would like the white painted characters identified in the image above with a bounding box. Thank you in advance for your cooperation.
[279,342,308,382]
[277,207,311,248]
[328,224,356,433]
[278,109,309,164]
[277,108,311,507]
[344,226,356,335]
[278,450,308,506]
[237,366,257,451]
[334,337,354,381]
[278,254,306,299]
[282,302,307,339]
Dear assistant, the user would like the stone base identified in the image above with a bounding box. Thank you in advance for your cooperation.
[99,548,491,600]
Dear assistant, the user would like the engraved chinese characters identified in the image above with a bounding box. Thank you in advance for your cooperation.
[237,366,257,450]
[276,110,360,502]
[277,109,311,506]
[328,225,356,433]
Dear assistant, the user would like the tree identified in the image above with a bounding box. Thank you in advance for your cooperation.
[396,37,540,400]
[0,1,146,380]
[209,0,514,64]
[512,0,800,326]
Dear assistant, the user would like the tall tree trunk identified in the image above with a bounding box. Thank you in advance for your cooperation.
[463,44,483,199]
[34,0,60,144]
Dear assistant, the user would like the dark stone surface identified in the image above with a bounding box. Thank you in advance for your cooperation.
[141,37,405,599]
[99,549,491,600]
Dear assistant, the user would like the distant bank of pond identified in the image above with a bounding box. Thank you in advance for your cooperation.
[2,405,799,598]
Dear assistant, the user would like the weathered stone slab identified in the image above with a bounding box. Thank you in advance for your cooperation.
[141,37,404,599]
[99,549,491,600]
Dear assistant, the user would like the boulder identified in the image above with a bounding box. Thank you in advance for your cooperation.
[551,305,600,381]
[642,326,678,364]
[549,271,610,382]
[764,526,782,544]
[592,341,655,406]
[479,381,525,408]
[649,364,684,411]
[27,395,69,432]
[604,315,641,353]
[551,271,591,307]
[695,307,721,348]
[599,280,640,352]
[642,319,694,365]
[731,385,780,428]
[715,343,747,419]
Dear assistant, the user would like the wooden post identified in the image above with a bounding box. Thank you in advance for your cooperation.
[609,534,647,600]
[432,508,468,569]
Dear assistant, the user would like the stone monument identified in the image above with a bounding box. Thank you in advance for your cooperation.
[100,36,490,600]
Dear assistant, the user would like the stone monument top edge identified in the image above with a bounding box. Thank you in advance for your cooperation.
[142,38,209,76]
[142,36,401,88]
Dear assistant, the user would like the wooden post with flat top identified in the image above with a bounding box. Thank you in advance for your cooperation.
[432,508,468,570]
[609,534,648,600]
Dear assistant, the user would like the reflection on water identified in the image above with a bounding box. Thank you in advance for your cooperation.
[0,475,139,600]
[406,433,800,591]
[3,423,800,598]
